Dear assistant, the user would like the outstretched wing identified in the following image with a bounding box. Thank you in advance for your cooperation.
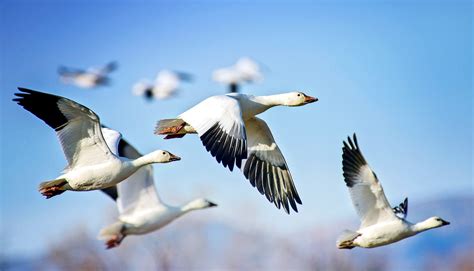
[342,134,399,228]
[97,61,118,74]
[179,95,247,171]
[14,88,117,168]
[393,197,408,219]
[242,117,302,214]
[58,66,86,77]
[174,71,193,82]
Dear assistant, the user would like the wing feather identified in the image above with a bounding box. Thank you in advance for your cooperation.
[393,197,408,219]
[342,134,399,227]
[179,95,247,171]
[14,88,116,167]
[241,117,301,214]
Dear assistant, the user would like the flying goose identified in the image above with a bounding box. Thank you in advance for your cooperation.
[13,88,180,198]
[99,129,217,249]
[58,61,118,88]
[155,92,318,213]
[212,57,262,93]
[132,70,192,101]
[337,134,450,249]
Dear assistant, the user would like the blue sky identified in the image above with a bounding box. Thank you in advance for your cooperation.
[1,0,472,257]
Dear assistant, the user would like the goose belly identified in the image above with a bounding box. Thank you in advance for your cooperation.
[74,74,99,88]
[64,161,131,190]
[355,221,413,248]
[122,210,180,235]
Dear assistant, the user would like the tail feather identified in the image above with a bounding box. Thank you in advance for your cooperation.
[337,230,361,249]
[38,179,68,199]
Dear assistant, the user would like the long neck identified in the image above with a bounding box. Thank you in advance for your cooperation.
[410,221,434,234]
[180,200,203,214]
[247,94,288,116]
[129,153,156,168]
[252,94,289,107]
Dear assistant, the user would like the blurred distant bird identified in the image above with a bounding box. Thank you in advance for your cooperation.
[155,92,318,214]
[58,61,118,88]
[212,57,263,93]
[99,129,217,249]
[337,134,450,249]
[13,88,180,198]
[132,70,192,101]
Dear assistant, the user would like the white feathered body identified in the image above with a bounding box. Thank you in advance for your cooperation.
[58,158,137,191]
[180,94,269,124]
[353,220,416,248]
[120,206,182,235]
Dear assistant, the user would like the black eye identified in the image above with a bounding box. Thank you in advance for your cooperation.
[162,152,166,155]
[297,94,301,97]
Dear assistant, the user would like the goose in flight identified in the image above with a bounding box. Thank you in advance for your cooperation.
[132,70,192,101]
[212,57,262,93]
[58,61,118,88]
[155,92,318,213]
[13,88,180,198]
[99,129,217,249]
[337,134,450,249]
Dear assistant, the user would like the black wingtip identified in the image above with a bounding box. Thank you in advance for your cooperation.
[13,88,71,131]
[242,153,302,214]
[342,133,368,188]
[200,123,247,173]
[18,87,32,92]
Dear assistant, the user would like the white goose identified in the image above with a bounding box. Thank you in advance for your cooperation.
[132,70,192,101]
[155,92,318,213]
[212,57,262,93]
[13,88,181,198]
[99,129,217,249]
[58,61,118,89]
[337,134,450,249]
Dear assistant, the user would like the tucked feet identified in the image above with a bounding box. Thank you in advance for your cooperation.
[105,234,125,249]
[39,180,67,199]
[158,123,185,135]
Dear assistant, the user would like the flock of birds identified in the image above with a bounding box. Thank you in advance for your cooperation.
[14,58,449,250]
[58,57,262,99]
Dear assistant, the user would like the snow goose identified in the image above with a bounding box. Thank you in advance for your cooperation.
[58,61,118,88]
[155,92,318,213]
[99,129,217,249]
[212,57,262,93]
[132,70,192,101]
[13,88,180,198]
[337,134,450,249]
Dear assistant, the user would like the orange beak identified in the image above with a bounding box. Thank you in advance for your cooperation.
[304,95,318,104]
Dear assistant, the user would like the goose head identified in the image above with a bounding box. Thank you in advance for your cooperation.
[182,198,218,212]
[149,150,181,163]
[415,216,450,232]
[282,92,318,106]
[424,216,450,228]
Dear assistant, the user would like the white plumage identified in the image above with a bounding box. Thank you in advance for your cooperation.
[156,92,318,213]
[58,61,117,88]
[13,88,180,198]
[212,57,263,93]
[133,70,192,101]
[337,134,450,249]
[99,130,217,249]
